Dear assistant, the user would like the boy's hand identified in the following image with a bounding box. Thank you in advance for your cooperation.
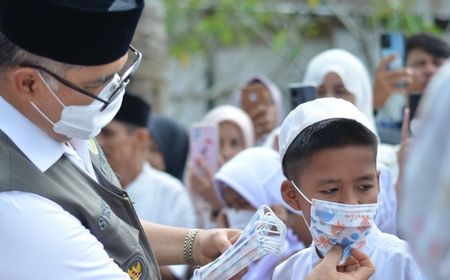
[306,246,375,280]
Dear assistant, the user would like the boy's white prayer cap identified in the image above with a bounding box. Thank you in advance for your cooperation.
[279,98,376,162]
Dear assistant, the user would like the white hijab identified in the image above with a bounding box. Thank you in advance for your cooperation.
[399,60,450,280]
[234,74,284,125]
[214,147,304,280]
[203,105,254,148]
[303,49,376,129]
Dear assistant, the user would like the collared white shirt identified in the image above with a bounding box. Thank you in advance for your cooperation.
[273,225,425,280]
[126,161,197,279]
[0,97,128,279]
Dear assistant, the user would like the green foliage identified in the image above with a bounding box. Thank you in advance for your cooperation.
[164,0,442,63]
[370,0,441,35]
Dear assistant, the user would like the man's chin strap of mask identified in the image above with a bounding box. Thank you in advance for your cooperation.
[193,205,287,280]
[290,180,378,265]
[30,72,65,127]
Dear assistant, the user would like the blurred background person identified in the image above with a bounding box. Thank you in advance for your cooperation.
[187,105,254,228]
[374,32,450,145]
[399,60,450,280]
[147,115,189,181]
[234,75,284,145]
[98,93,196,280]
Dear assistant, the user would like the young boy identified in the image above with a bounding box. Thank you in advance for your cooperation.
[273,98,423,279]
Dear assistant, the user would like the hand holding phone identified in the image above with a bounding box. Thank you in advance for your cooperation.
[241,83,272,114]
[190,123,219,176]
[380,32,405,71]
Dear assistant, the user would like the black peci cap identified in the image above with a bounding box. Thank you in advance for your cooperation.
[0,0,144,66]
[115,92,151,127]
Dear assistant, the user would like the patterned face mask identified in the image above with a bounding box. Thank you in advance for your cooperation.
[193,205,287,280]
[291,181,378,265]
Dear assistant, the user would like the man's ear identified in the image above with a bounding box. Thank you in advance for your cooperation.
[281,180,302,211]
[10,68,40,102]
[134,128,150,151]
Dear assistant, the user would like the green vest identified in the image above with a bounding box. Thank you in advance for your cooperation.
[0,130,161,280]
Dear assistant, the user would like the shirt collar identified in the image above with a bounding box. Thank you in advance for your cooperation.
[0,97,65,172]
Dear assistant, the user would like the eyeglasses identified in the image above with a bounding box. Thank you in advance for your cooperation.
[21,45,142,111]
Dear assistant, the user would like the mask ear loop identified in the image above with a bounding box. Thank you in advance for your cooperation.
[290,180,313,230]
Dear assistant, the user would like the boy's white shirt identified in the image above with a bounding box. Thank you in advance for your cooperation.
[273,225,424,280]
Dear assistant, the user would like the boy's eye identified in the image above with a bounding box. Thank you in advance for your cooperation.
[357,185,373,192]
[319,187,339,195]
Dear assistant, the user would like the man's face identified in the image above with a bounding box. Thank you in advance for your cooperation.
[10,53,128,141]
[282,146,379,225]
[97,120,137,174]
[406,48,447,92]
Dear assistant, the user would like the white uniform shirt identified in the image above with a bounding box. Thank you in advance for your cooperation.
[0,97,129,279]
[126,162,196,279]
[273,226,424,280]
[126,162,196,228]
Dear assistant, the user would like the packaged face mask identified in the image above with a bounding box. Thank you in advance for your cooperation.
[193,205,287,280]
[291,181,378,265]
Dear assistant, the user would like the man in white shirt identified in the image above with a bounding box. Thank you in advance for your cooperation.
[98,93,197,279]
[0,1,242,279]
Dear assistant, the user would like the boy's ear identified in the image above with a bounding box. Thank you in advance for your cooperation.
[281,180,302,211]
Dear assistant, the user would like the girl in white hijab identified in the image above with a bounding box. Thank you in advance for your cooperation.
[187,105,254,228]
[304,49,400,201]
[214,147,305,280]
[303,49,375,128]
[235,75,284,145]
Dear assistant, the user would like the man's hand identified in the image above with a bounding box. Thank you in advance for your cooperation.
[192,229,247,279]
[373,54,412,110]
[306,246,375,280]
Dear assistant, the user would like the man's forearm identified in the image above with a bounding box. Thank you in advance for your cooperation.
[141,220,190,266]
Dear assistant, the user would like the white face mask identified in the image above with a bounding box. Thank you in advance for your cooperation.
[290,181,378,265]
[31,72,125,140]
[225,208,255,230]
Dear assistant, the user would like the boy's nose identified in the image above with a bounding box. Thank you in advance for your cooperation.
[338,189,359,205]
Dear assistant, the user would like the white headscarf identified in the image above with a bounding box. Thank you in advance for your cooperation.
[234,74,285,125]
[203,105,254,148]
[303,49,376,129]
[214,146,300,214]
[399,60,450,280]
[214,147,304,279]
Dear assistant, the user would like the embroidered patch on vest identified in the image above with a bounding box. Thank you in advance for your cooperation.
[126,255,147,280]
[88,139,99,155]
[98,200,112,231]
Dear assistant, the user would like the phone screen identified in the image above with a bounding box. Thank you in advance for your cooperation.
[241,84,271,113]
[381,32,405,70]
[289,83,316,110]
[190,123,219,175]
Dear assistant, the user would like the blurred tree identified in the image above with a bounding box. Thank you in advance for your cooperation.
[165,0,441,63]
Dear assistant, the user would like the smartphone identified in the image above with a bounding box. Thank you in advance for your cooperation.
[409,93,422,121]
[380,32,405,70]
[289,83,316,110]
[189,122,219,176]
[241,83,272,113]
